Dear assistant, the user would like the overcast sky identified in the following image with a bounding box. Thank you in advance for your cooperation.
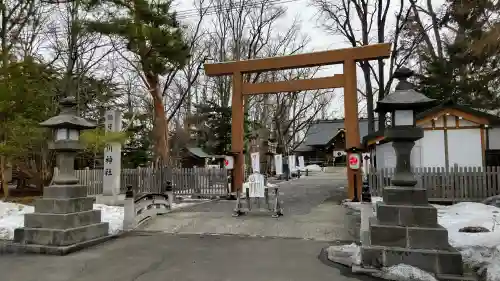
[171,0,446,118]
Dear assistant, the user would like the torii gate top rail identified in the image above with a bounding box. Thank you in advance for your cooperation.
[204,43,391,75]
[204,43,391,200]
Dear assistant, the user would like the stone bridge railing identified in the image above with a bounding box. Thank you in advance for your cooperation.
[123,185,173,230]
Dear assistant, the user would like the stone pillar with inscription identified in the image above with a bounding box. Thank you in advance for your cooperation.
[97,110,123,205]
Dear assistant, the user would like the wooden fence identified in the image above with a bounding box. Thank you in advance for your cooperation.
[367,166,500,202]
[74,167,229,197]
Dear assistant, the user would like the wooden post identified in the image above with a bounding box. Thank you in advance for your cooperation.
[232,71,244,193]
[343,59,362,200]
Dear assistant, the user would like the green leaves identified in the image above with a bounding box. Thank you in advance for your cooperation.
[80,127,128,155]
[84,0,190,76]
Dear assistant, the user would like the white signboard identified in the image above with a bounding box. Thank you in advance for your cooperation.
[274,154,283,175]
[224,155,234,169]
[298,156,305,170]
[251,152,260,173]
[247,173,265,198]
[102,110,122,196]
[288,155,296,172]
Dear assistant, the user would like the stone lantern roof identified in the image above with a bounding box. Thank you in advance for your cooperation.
[40,96,96,129]
[376,67,436,112]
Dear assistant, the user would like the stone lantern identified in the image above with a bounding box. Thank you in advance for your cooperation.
[10,96,111,255]
[358,68,472,280]
[376,67,435,186]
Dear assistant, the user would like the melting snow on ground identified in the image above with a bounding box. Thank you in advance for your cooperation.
[0,201,199,240]
[338,197,500,281]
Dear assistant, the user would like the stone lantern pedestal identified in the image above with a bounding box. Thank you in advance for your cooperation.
[6,97,114,255]
[356,68,475,280]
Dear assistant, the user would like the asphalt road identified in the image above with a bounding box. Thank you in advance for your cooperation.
[0,233,379,281]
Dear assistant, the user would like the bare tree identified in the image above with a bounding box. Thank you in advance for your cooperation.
[312,0,413,132]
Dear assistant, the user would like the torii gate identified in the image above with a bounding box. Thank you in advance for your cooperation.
[204,43,391,200]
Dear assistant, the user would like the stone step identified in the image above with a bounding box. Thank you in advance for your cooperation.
[34,197,94,214]
[43,185,87,199]
[361,245,464,276]
[383,186,428,205]
[369,218,449,249]
[24,210,102,229]
[376,202,438,227]
[14,222,109,246]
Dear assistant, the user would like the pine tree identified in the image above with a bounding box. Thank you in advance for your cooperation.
[85,0,190,164]
[417,0,500,110]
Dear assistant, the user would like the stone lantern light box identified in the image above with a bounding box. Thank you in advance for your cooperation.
[377,67,435,128]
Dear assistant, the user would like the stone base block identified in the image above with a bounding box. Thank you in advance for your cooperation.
[34,197,94,214]
[369,218,449,249]
[361,245,464,275]
[2,234,118,256]
[24,210,102,229]
[376,202,438,227]
[383,186,428,205]
[43,185,87,199]
[14,222,109,246]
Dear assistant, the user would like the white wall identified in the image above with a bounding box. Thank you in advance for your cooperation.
[421,130,446,167]
[447,129,483,167]
[488,127,500,150]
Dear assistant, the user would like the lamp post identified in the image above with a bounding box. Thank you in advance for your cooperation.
[376,67,435,187]
[40,96,97,184]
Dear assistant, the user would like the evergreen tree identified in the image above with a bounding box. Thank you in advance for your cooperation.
[84,0,190,163]
[417,0,500,110]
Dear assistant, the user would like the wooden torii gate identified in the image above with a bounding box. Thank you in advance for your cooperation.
[204,43,391,199]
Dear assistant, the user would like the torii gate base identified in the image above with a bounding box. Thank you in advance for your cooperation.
[204,43,391,200]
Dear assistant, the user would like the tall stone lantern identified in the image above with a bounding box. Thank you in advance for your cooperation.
[11,96,111,255]
[358,68,472,280]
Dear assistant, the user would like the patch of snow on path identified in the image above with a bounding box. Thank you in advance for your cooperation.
[0,201,200,240]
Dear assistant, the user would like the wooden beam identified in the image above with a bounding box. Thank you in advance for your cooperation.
[417,108,490,126]
[204,43,391,76]
[242,75,344,95]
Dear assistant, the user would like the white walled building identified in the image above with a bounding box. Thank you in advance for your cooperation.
[363,101,500,170]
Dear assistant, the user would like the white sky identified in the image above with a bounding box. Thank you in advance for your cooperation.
[171,0,446,118]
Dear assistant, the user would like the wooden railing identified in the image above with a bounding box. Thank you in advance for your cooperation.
[367,166,500,202]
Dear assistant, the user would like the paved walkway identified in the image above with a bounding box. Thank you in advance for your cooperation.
[0,233,379,281]
[142,172,356,241]
[0,170,375,281]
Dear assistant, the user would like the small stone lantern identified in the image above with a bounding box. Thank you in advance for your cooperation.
[358,68,470,279]
[11,96,111,255]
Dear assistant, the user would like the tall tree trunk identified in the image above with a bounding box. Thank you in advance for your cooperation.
[146,74,169,164]
[0,156,8,198]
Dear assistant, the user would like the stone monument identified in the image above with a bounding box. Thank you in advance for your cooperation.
[357,68,474,280]
[10,96,112,255]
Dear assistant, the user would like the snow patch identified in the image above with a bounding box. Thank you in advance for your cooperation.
[0,200,199,240]
[340,198,500,281]
[305,164,322,172]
